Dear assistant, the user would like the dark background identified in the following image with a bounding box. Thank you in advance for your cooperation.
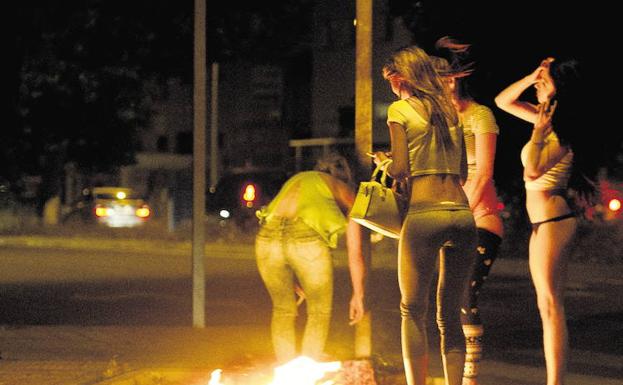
[5,0,618,210]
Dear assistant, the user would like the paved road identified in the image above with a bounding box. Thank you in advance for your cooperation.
[1,236,622,384]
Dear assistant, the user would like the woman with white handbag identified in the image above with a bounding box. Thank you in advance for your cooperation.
[370,45,477,385]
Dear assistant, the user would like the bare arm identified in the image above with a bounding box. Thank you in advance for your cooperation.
[464,132,497,207]
[494,74,539,124]
[494,58,553,124]
[323,174,366,325]
[372,122,409,180]
[523,100,568,180]
[345,218,365,325]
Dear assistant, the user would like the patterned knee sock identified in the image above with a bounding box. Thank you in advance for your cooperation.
[463,324,484,379]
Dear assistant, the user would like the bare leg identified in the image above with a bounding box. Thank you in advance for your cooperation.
[528,218,576,385]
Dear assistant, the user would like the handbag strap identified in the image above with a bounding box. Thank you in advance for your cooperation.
[370,159,393,185]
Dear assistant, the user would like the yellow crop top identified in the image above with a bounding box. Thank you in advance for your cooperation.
[521,132,573,191]
[257,171,347,248]
[387,98,465,178]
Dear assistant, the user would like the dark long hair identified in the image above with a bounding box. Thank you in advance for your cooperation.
[549,58,598,209]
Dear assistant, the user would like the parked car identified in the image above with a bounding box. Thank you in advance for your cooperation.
[63,186,151,228]
[206,168,288,229]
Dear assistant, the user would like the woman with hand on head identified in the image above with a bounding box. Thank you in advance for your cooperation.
[495,57,596,385]
[433,36,505,385]
[371,45,477,385]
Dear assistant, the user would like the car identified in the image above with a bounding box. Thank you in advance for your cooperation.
[63,186,152,228]
[206,168,288,229]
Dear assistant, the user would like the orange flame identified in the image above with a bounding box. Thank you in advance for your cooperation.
[207,356,342,385]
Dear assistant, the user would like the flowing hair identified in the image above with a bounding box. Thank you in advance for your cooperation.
[549,58,598,210]
[382,45,458,149]
[433,36,476,100]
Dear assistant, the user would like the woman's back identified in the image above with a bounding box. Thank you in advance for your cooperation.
[387,97,469,208]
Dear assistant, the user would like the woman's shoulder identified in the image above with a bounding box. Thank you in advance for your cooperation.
[389,97,429,122]
[388,98,411,110]
[464,102,498,131]
[467,102,495,117]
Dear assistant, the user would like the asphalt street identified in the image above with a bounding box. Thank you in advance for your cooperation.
[0,234,622,385]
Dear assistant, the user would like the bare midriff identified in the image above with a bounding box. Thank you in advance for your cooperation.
[525,189,573,223]
[408,174,469,208]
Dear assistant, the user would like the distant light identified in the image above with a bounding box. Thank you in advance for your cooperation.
[243,184,256,203]
[219,209,230,219]
[116,191,127,199]
[496,202,505,211]
[95,206,110,217]
[608,198,621,212]
[135,206,151,218]
[353,19,357,26]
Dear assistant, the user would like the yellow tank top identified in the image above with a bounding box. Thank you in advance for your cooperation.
[257,171,347,248]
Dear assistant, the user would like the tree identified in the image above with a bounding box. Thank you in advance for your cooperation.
[7,0,194,210]
[7,0,315,212]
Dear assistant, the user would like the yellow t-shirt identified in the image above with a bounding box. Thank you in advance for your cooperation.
[387,98,465,178]
[461,103,499,178]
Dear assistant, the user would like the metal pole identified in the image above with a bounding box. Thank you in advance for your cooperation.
[354,0,373,358]
[192,0,206,328]
[209,62,220,191]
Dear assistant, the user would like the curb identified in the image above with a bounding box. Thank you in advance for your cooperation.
[92,368,213,385]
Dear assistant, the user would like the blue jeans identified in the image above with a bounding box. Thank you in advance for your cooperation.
[255,217,333,363]
[399,207,477,358]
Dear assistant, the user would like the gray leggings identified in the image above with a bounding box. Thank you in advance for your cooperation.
[399,207,477,358]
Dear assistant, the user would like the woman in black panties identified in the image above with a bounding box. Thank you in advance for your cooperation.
[495,57,597,385]
[530,212,576,230]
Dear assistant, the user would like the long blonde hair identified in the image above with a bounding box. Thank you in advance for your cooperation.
[383,46,458,148]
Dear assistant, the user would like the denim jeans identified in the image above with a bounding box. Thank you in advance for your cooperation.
[255,217,333,363]
[399,207,477,358]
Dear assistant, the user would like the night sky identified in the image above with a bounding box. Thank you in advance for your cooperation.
[7,0,618,199]
[405,1,615,193]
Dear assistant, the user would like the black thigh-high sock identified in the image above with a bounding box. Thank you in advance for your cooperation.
[461,228,501,379]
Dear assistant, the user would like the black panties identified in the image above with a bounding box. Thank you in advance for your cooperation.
[531,212,576,230]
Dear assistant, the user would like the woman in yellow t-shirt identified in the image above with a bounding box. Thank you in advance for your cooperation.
[433,37,504,385]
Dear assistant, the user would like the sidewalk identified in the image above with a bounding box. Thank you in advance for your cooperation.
[1,324,621,385]
[1,234,622,385]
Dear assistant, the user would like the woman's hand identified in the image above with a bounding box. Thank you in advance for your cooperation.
[532,99,557,143]
[527,57,555,84]
[349,293,365,325]
[367,151,392,166]
[294,283,305,306]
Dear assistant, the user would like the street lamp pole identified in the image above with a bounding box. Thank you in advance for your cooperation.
[354,0,373,358]
[192,0,207,328]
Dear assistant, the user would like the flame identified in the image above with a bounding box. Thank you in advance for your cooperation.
[207,356,342,385]
[208,369,223,385]
[271,356,341,385]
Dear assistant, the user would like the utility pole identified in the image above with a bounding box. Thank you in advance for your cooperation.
[192,0,206,328]
[354,0,373,358]
[209,62,219,191]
